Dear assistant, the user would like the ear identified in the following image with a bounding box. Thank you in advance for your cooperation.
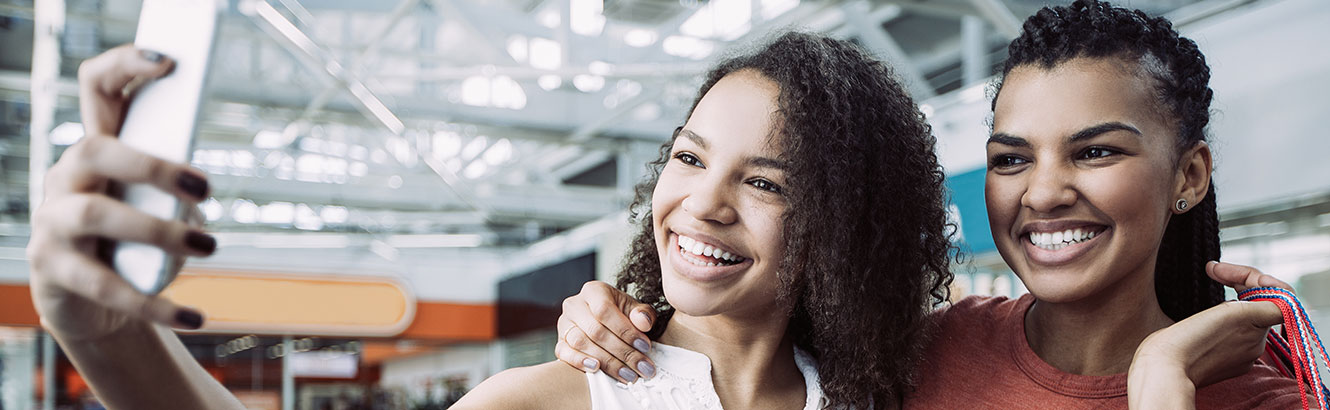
[1173,141,1212,214]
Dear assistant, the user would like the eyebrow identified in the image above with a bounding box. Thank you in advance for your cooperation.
[676,128,708,150]
[986,122,1143,147]
[675,127,789,171]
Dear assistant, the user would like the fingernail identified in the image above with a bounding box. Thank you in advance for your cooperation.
[176,173,208,199]
[617,368,638,383]
[634,338,650,354]
[632,310,651,325]
[185,231,216,254]
[582,358,599,372]
[140,49,163,63]
[176,310,203,329]
[637,361,655,379]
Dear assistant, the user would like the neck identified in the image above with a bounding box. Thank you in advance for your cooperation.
[1024,263,1175,376]
[658,308,803,409]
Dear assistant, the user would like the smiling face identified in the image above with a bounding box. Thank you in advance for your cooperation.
[652,70,789,318]
[985,57,1199,304]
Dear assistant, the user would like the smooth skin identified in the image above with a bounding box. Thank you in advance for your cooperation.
[454,69,807,409]
[553,58,1291,409]
[27,45,245,409]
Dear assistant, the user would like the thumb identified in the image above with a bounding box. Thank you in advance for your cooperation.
[1231,300,1285,329]
[629,305,655,333]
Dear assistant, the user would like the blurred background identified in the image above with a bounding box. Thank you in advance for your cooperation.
[0,0,1326,408]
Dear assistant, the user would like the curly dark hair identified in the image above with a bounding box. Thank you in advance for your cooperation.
[993,0,1222,322]
[613,31,956,408]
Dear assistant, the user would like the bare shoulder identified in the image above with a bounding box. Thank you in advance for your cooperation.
[450,361,591,410]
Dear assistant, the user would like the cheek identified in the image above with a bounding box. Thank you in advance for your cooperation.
[1083,163,1173,233]
[984,174,1022,233]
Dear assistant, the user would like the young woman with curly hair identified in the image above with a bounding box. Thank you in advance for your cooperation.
[555,1,1306,408]
[453,31,955,409]
[24,31,953,409]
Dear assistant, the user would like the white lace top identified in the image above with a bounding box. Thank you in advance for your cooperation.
[585,342,828,410]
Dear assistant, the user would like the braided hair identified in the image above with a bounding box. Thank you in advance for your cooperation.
[993,0,1222,321]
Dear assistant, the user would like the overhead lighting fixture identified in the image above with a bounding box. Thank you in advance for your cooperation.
[679,0,752,41]
[573,74,606,92]
[569,0,606,36]
[538,74,563,91]
[662,36,715,60]
[319,205,349,224]
[624,29,657,47]
[506,35,528,63]
[761,0,800,20]
[529,37,562,70]
[588,61,614,76]
[385,234,484,248]
[259,201,296,224]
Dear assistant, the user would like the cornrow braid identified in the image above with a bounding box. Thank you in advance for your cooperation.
[994,0,1223,321]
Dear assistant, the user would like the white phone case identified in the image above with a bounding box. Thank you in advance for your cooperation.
[105,0,224,295]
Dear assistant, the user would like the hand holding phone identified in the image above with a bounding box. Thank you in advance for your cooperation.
[100,0,225,294]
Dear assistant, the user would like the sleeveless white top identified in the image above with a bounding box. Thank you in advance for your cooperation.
[586,343,828,410]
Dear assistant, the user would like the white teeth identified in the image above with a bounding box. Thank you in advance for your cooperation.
[1028,228,1103,250]
[676,234,745,263]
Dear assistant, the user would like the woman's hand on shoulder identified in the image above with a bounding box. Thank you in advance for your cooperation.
[555,281,659,383]
[1128,262,1290,409]
[451,362,590,410]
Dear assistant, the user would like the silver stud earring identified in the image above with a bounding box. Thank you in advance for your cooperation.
[1175,198,1189,212]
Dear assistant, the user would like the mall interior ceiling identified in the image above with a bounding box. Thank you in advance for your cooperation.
[0,0,1223,250]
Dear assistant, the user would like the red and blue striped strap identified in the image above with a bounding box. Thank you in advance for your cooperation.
[1238,286,1330,410]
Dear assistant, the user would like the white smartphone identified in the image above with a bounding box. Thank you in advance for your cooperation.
[100,0,225,295]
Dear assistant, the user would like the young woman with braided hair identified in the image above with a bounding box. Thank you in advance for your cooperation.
[555,1,1304,408]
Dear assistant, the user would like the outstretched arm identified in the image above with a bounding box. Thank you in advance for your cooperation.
[27,45,244,410]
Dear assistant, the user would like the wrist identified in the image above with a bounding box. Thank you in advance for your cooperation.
[1129,352,1196,410]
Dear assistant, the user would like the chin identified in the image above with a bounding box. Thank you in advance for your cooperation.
[660,273,729,317]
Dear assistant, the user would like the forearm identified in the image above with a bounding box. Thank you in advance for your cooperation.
[1128,361,1196,410]
[52,321,245,410]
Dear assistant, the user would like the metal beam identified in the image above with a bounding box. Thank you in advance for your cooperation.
[967,0,1022,40]
[843,1,937,99]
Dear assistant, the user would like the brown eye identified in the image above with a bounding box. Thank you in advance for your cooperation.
[749,179,782,194]
[674,152,703,168]
[989,155,1029,169]
[1079,147,1119,159]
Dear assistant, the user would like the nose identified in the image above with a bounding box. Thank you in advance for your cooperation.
[681,175,738,225]
[1021,161,1077,213]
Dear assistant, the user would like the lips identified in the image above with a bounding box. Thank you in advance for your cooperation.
[667,232,752,282]
[677,234,747,266]
[1018,222,1110,266]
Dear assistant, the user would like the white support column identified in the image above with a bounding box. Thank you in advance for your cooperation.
[282,335,294,410]
[30,0,65,213]
[961,15,989,87]
[41,333,55,410]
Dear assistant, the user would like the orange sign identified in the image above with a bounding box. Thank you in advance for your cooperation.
[162,269,415,337]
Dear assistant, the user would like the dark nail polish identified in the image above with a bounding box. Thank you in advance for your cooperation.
[140,49,164,63]
[617,368,638,383]
[637,361,655,379]
[634,338,650,354]
[176,310,203,329]
[185,231,216,254]
[176,173,208,199]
